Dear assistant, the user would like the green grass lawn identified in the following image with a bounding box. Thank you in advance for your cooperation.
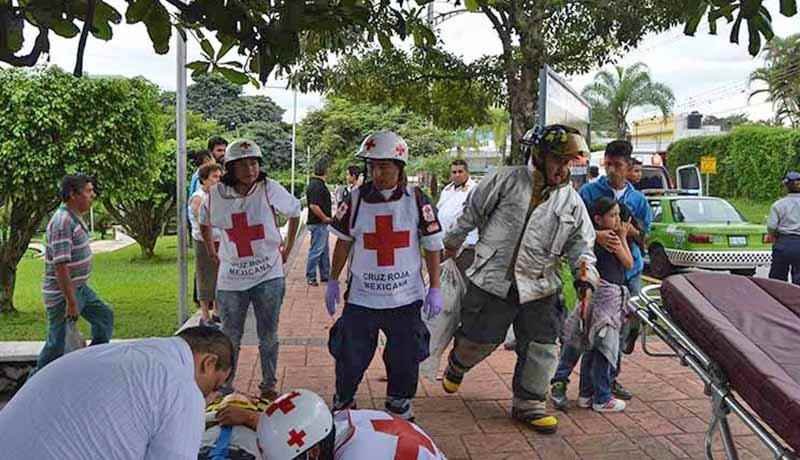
[2,236,194,341]
[727,197,772,224]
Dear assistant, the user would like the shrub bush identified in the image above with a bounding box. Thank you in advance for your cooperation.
[667,125,800,201]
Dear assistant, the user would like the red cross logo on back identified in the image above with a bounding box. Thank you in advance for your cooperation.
[265,391,302,416]
[371,418,435,460]
[225,212,265,258]
[365,138,376,150]
[363,215,410,267]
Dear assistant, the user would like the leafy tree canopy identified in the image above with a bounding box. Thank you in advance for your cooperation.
[299,97,455,181]
[0,67,161,311]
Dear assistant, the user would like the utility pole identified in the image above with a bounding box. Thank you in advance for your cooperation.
[291,90,297,196]
[175,27,189,326]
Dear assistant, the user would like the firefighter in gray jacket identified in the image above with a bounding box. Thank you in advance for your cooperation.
[441,124,599,433]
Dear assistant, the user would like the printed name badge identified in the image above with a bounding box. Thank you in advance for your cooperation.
[422,204,436,222]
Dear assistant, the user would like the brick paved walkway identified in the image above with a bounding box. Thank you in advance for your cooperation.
[233,234,774,459]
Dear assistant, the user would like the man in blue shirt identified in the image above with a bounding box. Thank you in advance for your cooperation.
[551,140,652,407]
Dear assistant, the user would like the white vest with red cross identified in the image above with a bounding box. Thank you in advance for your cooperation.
[334,409,445,460]
[207,181,283,290]
[347,188,427,309]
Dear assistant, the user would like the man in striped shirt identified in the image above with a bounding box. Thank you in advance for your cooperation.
[35,174,114,371]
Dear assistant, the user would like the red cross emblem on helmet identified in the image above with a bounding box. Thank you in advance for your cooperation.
[265,391,302,416]
[356,131,409,165]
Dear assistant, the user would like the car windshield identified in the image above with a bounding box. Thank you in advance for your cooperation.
[671,199,744,223]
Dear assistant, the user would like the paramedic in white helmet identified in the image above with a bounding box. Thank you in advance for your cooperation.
[255,389,447,460]
[201,139,301,400]
[325,131,443,420]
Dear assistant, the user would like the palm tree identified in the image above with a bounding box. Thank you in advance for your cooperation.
[582,63,675,139]
[749,34,800,127]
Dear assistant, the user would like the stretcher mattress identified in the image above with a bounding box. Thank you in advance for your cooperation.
[661,272,800,453]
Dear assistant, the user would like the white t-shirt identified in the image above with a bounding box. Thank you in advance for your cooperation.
[437,179,478,246]
[0,338,206,460]
[190,189,221,242]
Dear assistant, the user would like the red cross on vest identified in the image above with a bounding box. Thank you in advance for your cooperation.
[371,418,435,460]
[266,391,301,416]
[225,212,265,258]
[288,428,307,447]
[363,215,410,267]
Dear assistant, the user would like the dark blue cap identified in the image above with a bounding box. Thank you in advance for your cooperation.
[784,171,800,183]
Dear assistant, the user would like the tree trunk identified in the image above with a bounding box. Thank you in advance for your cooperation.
[0,258,18,314]
[506,9,545,165]
[507,69,539,165]
[0,198,55,314]
[104,197,174,260]
[140,239,157,259]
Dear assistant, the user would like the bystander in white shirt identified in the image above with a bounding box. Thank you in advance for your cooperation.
[437,177,479,246]
[0,337,206,460]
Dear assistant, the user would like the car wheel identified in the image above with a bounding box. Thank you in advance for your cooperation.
[731,268,756,277]
[649,245,674,279]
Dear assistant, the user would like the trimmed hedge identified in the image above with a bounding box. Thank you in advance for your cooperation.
[667,125,800,201]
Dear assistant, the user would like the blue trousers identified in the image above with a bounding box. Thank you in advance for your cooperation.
[36,285,114,372]
[305,224,330,282]
[579,349,614,405]
[217,277,286,393]
[769,235,800,285]
[329,301,429,406]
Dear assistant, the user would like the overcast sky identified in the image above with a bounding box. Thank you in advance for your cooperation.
[16,0,798,124]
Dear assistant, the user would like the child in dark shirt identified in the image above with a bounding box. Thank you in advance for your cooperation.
[551,196,633,413]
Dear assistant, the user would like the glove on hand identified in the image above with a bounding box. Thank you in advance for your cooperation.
[325,280,340,317]
[423,287,443,320]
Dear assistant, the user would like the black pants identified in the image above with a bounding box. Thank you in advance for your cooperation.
[329,301,429,405]
[769,235,800,285]
[449,282,564,406]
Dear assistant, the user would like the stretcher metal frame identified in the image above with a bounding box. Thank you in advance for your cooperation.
[630,284,797,460]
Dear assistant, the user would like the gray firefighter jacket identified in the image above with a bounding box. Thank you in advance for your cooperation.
[444,166,599,304]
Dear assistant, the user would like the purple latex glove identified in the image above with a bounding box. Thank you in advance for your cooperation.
[325,280,340,316]
[423,287,443,320]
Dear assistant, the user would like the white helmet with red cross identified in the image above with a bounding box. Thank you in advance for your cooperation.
[224,138,262,167]
[256,389,333,460]
[356,131,409,164]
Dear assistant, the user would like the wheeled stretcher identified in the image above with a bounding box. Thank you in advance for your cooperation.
[630,272,799,460]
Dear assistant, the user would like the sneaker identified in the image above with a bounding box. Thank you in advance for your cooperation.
[307,280,319,287]
[611,381,633,400]
[332,396,357,412]
[385,399,415,422]
[550,382,568,411]
[260,389,279,402]
[592,398,626,412]
[577,396,593,408]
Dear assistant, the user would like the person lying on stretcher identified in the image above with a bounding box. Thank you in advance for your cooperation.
[201,389,446,460]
